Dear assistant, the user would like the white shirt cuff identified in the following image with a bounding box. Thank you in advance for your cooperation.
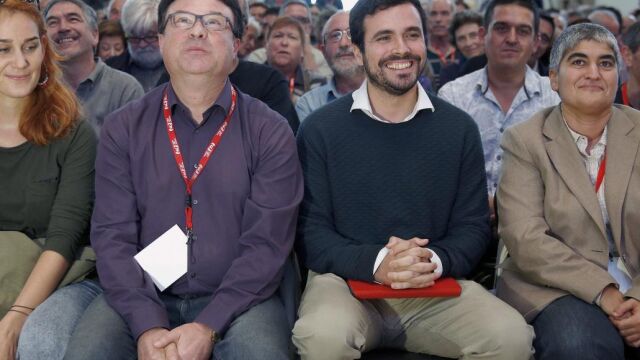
[372,247,443,278]
[428,248,443,279]
[373,247,389,275]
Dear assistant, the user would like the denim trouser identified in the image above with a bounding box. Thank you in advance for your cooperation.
[17,279,103,360]
[532,295,640,360]
[62,291,291,360]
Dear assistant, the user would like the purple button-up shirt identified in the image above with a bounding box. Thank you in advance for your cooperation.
[91,79,303,338]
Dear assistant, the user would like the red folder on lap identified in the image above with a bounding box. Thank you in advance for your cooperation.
[347,278,462,300]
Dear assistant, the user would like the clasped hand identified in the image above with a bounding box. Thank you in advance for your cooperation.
[374,236,439,289]
[138,322,214,360]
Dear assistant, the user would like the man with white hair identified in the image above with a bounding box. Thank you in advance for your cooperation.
[106,0,166,91]
[107,0,125,20]
[295,11,364,121]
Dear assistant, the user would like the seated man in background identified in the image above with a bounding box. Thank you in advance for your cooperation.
[44,0,143,133]
[423,0,461,90]
[106,0,165,91]
[292,0,533,359]
[439,0,560,217]
[527,12,555,76]
[497,23,640,360]
[618,21,640,110]
[295,10,364,121]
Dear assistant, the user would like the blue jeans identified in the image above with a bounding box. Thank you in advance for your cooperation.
[64,292,291,360]
[16,279,102,360]
[533,295,640,360]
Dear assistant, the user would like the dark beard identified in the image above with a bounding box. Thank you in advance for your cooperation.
[363,54,423,96]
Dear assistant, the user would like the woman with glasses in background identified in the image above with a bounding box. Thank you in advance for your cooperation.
[0,0,98,359]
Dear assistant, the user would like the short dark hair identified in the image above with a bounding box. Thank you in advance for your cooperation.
[483,0,540,36]
[623,21,640,54]
[349,0,426,53]
[265,6,280,17]
[449,10,483,49]
[157,0,244,39]
[539,12,555,33]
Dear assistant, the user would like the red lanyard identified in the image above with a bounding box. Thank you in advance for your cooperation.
[595,152,606,193]
[622,83,630,106]
[289,77,295,95]
[163,86,238,236]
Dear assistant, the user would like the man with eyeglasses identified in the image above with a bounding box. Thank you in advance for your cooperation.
[106,0,166,91]
[246,0,333,82]
[295,11,364,122]
[69,0,303,359]
[43,0,144,133]
[439,0,559,219]
[527,13,554,76]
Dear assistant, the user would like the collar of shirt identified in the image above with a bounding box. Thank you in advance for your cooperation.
[78,58,106,87]
[476,65,543,100]
[350,79,435,123]
[166,78,233,127]
[562,116,608,159]
[327,77,341,99]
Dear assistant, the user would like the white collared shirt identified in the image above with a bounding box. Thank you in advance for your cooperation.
[349,79,442,279]
[350,79,434,123]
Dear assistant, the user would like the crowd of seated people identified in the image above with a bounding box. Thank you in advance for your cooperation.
[1,0,640,359]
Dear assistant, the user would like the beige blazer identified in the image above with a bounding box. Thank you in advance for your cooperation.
[496,104,640,322]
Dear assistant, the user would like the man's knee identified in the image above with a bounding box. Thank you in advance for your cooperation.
[292,317,365,360]
[482,317,534,360]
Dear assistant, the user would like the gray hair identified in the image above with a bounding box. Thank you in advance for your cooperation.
[246,16,262,37]
[549,23,622,73]
[121,0,160,36]
[107,0,122,15]
[588,9,620,32]
[44,0,99,31]
[280,0,309,18]
[422,0,456,15]
[321,10,348,38]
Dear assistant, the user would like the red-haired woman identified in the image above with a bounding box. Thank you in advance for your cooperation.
[0,1,98,359]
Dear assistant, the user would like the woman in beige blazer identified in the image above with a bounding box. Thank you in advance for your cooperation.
[497,23,640,360]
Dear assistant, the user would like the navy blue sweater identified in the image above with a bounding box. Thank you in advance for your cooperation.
[296,93,490,282]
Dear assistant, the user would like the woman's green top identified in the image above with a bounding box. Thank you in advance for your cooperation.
[0,121,97,263]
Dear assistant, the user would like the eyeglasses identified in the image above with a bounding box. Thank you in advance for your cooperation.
[127,34,159,45]
[165,11,231,32]
[324,29,351,44]
[0,0,39,9]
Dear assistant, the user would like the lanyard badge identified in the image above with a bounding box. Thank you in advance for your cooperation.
[163,86,238,239]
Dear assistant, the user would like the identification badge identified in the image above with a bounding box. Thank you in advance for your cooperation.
[134,224,188,291]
